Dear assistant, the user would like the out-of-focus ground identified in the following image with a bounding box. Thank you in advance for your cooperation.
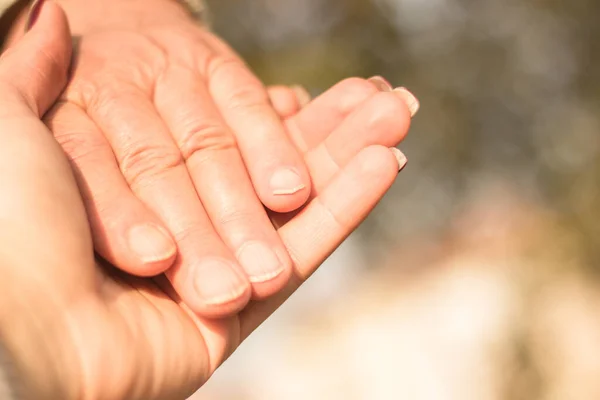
[193,0,600,399]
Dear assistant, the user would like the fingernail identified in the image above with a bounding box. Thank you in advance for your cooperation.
[394,87,420,117]
[127,224,177,265]
[237,241,285,283]
[270,168,306,196]
[368,76,393,92]
[194,259,248,305]
[291,85,312,107]
[390,147,408,171]
[25,0,45,32]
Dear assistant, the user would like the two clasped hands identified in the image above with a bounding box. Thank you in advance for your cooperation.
[0,1,418,398]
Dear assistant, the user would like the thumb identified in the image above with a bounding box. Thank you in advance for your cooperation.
[0,0,71,117]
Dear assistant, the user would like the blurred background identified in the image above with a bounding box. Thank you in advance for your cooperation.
[193,0,600,399]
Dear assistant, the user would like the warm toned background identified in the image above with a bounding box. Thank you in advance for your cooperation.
[190,0,600,399]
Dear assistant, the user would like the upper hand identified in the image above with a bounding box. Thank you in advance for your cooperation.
[39,0,315,316]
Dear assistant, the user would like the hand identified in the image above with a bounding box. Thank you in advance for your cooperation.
[9,0,316,317]
[0,3,413,399]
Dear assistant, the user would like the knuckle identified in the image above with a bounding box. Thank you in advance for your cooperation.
[206,56,268,110]
[226,83,269,111]
[53,129,106,164]
[85,81,144,117]
[216,207,257,229]
[87,83,126,113]
[45,104,107,163]
[204,53,238,79]
[171,223,213,245]
[65,78,98,108]
[179,121,237,160]
[120,142,184,186]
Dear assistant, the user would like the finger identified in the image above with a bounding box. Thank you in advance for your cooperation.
[240,145,407,338]
[270,80,415,229]
[202,44,311,214]
[267,85,301,119]
[304,89,414,194]
[84,88,251,316]
[0,0,71,116]
[154,66,292,299]
[285,77,385,152]
[46,102,178,277]
[267,85,311,119]
[290,85,312,108]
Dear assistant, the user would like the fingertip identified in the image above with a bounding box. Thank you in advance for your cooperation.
[355,145,403,178]
[393,87,420,118]
[25,0,45,32]
[25,0,70,47]
[321,91,413,170]
[93,215,178,277]
[267,86,301,118]
[286,77,380,152]
[125,223,178,276]
[261,166,312,213]
[389,147,408,172]
[250,266,293,300]
[270,167,307,196]
[237,241,285,282]
[178,259,252,318]
[0,0,72,116]
[367,76,393,92]
[290,85,311,107]
[238,243,293,300]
